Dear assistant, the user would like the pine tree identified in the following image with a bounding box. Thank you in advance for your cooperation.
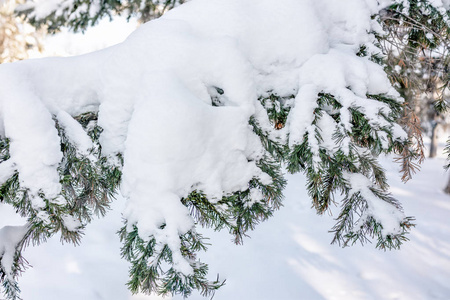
[378,0,450,192]
[379,0,450,160]
[0,0,426,299]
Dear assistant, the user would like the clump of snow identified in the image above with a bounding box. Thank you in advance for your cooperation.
[62,215,82,232]
[425,0,450,11]
[0,0,408,276]
[0,160,15,186]
[0,66,63,199]
[56,110,93,156]
[344,172,404,236]
[0,225,28,278]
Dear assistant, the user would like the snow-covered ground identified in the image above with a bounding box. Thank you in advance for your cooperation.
[1,146,449,300]
[194,153,450,300]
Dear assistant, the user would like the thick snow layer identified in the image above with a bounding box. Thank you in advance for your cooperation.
[0,225,27,278]
[56,110,93,156]
[1,0,408,276]
[1,155,449,300]
[344,172,404,236]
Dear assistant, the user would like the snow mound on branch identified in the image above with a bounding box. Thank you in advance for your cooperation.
[0,0,405,271]
[0,225,27,278]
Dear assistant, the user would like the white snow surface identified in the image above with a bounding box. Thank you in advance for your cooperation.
[1,0,409,274]
[0,225,27,278]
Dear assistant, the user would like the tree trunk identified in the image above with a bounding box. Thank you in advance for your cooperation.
[444,174,450,194]
[429,122,438,158]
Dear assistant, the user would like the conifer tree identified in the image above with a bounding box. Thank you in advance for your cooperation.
[379,0,450,161]
[0,0,430,299]
[378,0,450,190]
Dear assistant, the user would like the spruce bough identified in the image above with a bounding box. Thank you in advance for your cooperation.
[0,0,427,299]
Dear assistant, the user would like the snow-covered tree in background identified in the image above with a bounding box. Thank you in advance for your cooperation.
[0,0,426,298]
[15,0,185,32]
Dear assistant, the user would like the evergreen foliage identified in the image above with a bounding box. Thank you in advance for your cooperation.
[0,89,417,299]
[378,0,450,161]
[0,113,121,299]
[285,92,415,249]
[0,0,439,299]
[118,113,287,296]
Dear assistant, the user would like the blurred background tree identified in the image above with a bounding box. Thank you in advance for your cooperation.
[379,0,450,159]
[15,0,185,33]
[0,0,43,63]
[378,0,450,191]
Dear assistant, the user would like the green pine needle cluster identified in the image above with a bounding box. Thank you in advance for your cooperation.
[285,92,415,249]
[0,113,121,299]
[119,224,224,298]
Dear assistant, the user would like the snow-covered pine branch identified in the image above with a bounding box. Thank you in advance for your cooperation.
[0,0,418,298]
